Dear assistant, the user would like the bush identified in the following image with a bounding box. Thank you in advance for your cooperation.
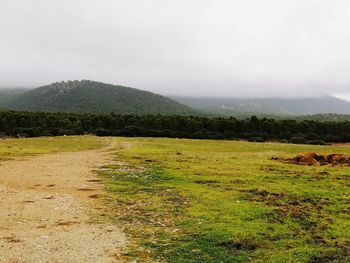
[94,128,110,136]
[289,136,307,144]
[307,140,327,145]
[248,137,266,143]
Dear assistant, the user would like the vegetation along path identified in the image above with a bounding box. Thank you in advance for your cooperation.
[0,140,126,263]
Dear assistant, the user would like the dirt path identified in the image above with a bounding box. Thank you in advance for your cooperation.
[0,143,127,263]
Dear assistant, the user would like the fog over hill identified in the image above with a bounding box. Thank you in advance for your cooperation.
[171,95,350,116]
[0,88,28,105]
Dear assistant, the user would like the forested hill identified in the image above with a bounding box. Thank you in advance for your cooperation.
[3,81,350,117]
[171,96,350,116]
[3,80,196,115]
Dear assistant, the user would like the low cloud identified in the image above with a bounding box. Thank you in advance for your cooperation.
[1,0,350,98]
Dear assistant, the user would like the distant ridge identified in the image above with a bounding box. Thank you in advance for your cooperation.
[2,80,196,115]
[2,82,350,117]
[171,96,350,116]
[0,88,28,105]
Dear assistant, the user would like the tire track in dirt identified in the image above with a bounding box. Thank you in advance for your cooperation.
[0,141,127,263]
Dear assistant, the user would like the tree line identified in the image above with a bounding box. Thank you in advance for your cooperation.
[1,110,350,144]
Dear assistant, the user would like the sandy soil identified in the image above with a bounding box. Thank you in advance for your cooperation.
[0,145,127,263]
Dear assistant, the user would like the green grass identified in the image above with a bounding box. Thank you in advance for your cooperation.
[101,138,350,262]
[0,135,104,158]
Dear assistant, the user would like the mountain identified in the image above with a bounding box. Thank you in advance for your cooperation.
[0,88,27,105]
[171,96,350,116]
[3,80,196,115]
[3,81,350,117]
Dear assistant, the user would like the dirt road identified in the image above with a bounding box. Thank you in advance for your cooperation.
[0,144,126,263]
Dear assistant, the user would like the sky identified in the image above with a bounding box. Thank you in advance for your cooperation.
[1,0,350,99]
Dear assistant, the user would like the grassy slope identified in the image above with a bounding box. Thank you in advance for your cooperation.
[103,138,350,262]
[0,136,104,158]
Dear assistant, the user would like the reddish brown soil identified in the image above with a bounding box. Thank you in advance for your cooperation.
[275,152,350,166]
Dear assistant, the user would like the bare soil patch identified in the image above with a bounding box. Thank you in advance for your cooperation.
[0,144,127,263]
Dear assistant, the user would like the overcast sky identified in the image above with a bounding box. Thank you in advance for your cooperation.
[1,0,350,98]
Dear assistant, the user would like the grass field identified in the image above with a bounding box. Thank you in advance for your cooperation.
[0,136,104,158]
[1,136,349,262]
[102,138,350,262]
